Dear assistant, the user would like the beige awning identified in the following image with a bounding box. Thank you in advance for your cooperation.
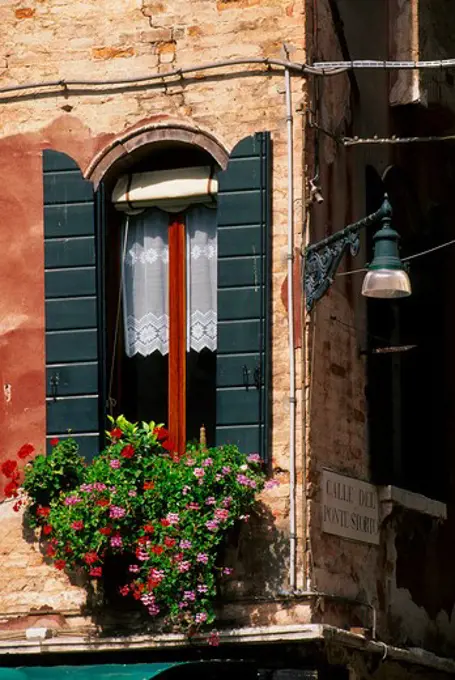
[112,166,218,214]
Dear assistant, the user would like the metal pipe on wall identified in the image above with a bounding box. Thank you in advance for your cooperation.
[284,67,297,590]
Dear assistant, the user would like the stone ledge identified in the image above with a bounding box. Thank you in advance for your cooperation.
[378,485,447,521]
[0,625,454,675]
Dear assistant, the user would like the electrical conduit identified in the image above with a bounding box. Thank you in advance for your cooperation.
[284,67,297,591]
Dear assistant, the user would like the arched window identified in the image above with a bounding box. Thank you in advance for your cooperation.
[105,143,218,453]
[43,132,271,459]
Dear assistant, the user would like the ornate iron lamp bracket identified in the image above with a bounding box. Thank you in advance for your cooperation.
[303,196,391,312]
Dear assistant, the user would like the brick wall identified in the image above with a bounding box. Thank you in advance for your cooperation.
[303,0,382,619]
[305,0,455,657]
[0,0,307,632]
[3,0,454,656]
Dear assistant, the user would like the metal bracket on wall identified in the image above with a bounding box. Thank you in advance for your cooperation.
[304,227,361,312]
[303,196,392,312]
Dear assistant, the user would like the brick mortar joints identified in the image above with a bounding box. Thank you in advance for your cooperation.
[140,0,167,30]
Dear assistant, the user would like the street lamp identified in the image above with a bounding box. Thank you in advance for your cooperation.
[304,194,411,312]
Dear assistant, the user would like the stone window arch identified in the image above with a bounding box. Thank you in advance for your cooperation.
[85,123,230,190]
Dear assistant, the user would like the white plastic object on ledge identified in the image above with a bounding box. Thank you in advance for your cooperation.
[25,628,51,641]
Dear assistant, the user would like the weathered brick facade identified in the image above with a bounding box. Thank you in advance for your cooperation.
[305,0,455,662]
[0,0,307,633]
[0,1,455,678]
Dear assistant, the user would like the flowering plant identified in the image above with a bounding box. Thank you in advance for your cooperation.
[17,416,265,635]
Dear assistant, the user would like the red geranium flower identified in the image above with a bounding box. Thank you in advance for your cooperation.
[89,567,102,577]
[120,444,135,459]
[161,439,176,453]
[164,537,176,548]
[208,632,220,647]
[109,427,123,441]
[143,524,154,533]
[153,426,169,442]
[137,536,148,545]
[50,438,59,447]
[143,481,155,491]
[130,582,145,600]
[54,559,66,571]
[160,519,170,528]
[83,551,99,565]
[13,500,22,512]
[17,443,34,459]
[99,527,112,536]
[151,545,164,555]
[46,545,57,558]
[4,481,19,498]
[147,578,161,590]
[71,520,84,531]
[1,459,18,478]
[96,498,110,507]
[119,585,129,596]
[42,524,53,536]
[36,506,51,517]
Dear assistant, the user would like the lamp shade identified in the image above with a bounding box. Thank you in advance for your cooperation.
[361,267,411,298]
[361,195,411,299]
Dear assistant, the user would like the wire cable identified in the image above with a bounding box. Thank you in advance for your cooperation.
[0,57,348,100]
[402,238,455,262]
[6,55,455,100]
[313,58,455,70]
[107,216,129,417]
[336,266,367,277]
[344,133,455,146]
[335,235,455,279]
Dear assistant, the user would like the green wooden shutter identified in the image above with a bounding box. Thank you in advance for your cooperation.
[43,150,101,458]
[216,132,271,460]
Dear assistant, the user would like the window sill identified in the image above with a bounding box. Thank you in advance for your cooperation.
[378,485,447,521]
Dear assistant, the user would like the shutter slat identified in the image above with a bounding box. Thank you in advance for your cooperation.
[215,158,261,191]
[46,298,97,330]
[218,256,263,288]
[218,289,261,321]
[229,136,264,158]
[46,329,98,363]
[44,204,95,238]
[217,320,262,353]
[46,364,98,397]
[45,236,95,269]
[218,225,262,255]
[42,154,80,172]
[44,150,101,458]
[216,132,271,460]
[217,355,260,387]
[216,389,264,425]
[217,194,262,226]
[44,171,94,204]
[45,268,96,298]
[216,426,263,454]
[46,396,100,433]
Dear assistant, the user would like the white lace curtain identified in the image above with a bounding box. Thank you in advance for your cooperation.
[122,206,217,357]
[186,206,217,353]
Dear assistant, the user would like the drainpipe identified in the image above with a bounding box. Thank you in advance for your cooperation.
[284,66,297,590]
